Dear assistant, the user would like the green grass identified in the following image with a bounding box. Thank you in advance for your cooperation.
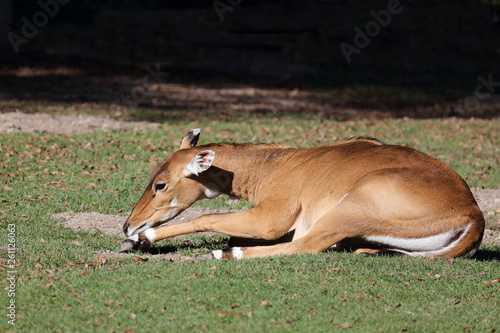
[15,253,500,332]
[1,115,499,332]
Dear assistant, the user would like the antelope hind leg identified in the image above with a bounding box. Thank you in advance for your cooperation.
[197,204,370,259]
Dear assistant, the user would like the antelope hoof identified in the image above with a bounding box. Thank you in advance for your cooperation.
[118,234,151,252]
[118,239,137,252]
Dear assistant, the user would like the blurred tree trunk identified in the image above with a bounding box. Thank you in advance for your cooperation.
[0,0,12,48]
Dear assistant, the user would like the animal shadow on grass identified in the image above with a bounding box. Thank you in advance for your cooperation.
[473,248,500,261]
[138,239,500,261]
[141,236,231,256]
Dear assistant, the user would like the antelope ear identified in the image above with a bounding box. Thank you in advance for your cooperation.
[185,150,215,176]
[179,128,201,149]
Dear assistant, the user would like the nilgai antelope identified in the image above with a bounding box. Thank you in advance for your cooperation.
[120,129,484,259]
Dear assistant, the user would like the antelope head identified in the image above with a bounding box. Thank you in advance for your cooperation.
[122,129,216,237]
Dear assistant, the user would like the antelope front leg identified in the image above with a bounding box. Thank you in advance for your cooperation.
[119,203,298,252]
[119,218,211,252]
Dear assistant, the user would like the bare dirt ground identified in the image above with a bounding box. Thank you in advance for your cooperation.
[3,111,499,258]
[1,66,499,120]
[0,111,159,133]
[52,207,241,261]
[470,188,500,245]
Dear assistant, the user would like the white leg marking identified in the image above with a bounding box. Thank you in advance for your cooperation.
[364,223,472,257]
[144,228,156,243]
[212,250,223,260]
[204,186,220,199]
[232,247,243,260]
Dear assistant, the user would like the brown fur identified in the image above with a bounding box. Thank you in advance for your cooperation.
[122,129,484,259]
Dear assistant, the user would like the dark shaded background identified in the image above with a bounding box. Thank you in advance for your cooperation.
[1,0,499,118]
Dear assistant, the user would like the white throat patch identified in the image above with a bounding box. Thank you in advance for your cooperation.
[160,209,177,222]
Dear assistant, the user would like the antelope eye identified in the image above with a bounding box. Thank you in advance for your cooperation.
[154,183,167,192]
